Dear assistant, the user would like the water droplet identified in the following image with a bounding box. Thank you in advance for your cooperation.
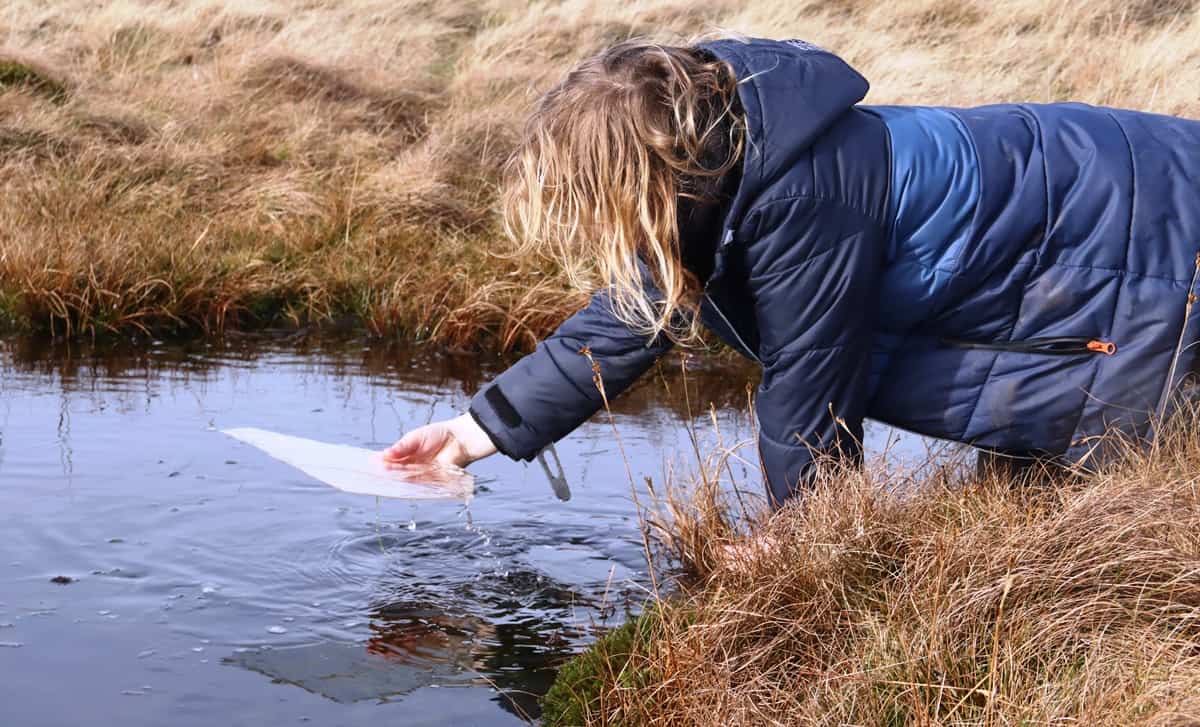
[200,658,209,663]
[201,585,219,595]
[407,520,417,531]
[137,650,156,659]
[266,626,288,635]
[97,610,111,616]
[191,647,204,653]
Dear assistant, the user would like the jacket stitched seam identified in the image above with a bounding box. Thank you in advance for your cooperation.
[1037,260,1193,284]
[960,108,1050,441]
[542,337,601,403]
[1064,111,1138,444]
[744,193,887,235]
[747,241,839,283]
[762,342,852,368]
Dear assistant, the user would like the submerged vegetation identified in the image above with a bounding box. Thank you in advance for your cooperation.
[544,410,1200,725]
[0,0,1196,346]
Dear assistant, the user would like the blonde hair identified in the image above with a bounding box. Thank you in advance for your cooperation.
[503,39,745,344]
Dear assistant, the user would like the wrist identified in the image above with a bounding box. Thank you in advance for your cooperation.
[449,413,498,463]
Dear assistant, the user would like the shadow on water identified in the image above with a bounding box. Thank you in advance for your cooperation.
[0,335,760,726]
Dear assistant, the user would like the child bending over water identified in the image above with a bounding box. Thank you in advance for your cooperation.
[384,36,1200,508]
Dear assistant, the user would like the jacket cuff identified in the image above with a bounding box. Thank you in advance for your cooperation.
[757,430,816,509]
[468,383,542,462]
[467,404,518,461]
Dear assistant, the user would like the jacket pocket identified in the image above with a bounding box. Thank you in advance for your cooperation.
[941,336,1117,356]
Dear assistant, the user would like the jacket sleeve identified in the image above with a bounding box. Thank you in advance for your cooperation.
[744,197,883,507]
[468,273,674,461]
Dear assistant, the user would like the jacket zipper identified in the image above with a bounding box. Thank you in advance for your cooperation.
[1155,251,1200,417]
[942,336,1117,356]
[704,293,761,363]
[702,228,762,363]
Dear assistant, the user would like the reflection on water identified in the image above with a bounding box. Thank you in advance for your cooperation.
[0,336,759,727]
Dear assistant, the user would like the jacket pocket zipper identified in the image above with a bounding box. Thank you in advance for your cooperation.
[942,336,1117,356]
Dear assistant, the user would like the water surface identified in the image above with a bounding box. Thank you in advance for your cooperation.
[0,337,945,726]
[0,337,769,726]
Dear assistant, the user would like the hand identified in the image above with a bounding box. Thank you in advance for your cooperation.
[382,414,497,469]
[721,531,783,571]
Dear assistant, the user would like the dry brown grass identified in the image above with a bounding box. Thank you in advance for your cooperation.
[0,0,1196,345]
[555,408,1200,725]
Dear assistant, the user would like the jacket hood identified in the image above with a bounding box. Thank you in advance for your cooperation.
[699,38,870,226]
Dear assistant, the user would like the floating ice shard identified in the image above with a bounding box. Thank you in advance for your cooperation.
[222,428,474,501]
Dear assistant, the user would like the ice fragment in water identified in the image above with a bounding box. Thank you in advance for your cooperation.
[221,428,474,500]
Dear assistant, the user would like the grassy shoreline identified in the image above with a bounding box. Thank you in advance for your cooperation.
[1,0,1196,349]
[544,411,1200,725]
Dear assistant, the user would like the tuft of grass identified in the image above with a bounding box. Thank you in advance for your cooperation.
[558,408,1200,724]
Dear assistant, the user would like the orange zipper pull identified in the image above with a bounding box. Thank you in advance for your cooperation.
[1087,340,1117,355]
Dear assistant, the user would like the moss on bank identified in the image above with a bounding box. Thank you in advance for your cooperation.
[542,609,662,727]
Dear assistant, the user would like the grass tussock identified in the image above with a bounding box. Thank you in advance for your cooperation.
[549,411,1200,725]
[0,0,1196,344]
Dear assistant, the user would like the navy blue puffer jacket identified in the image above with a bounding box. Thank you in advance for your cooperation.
[469,38,1200,507]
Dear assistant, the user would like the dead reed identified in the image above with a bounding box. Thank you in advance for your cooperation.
[547,407,1200,725]
[0,0,1196,346]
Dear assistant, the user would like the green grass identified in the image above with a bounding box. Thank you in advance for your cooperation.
[541,609,661,727]
[0,59,69,102]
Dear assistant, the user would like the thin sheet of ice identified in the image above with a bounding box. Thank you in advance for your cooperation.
[223,428,473,500]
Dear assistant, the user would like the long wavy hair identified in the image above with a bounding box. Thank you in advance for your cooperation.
[503,39,745,345]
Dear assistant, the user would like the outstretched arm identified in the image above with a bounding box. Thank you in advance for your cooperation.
[384,272,674,468]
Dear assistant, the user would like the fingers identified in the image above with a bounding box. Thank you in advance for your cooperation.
[382,431,422,463]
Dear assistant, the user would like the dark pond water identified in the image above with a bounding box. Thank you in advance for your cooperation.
[0,337,935,726]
